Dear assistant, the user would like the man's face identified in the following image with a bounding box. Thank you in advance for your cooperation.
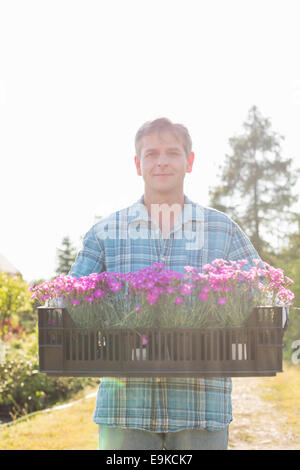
[134,131,194,196]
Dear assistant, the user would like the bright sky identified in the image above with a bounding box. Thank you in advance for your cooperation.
[0,0,300,283]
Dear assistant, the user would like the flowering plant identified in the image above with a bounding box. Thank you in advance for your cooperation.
[29,260,294,329]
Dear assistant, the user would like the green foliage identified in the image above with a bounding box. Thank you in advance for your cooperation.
[209,105,299,259]
[0,272,33,341]
[56,236,77,276]
[269,257,300,362]
[208,106,300,363]
[25,277,47,334]
[0,335,98,421]
[268,215,300,362]
[283,307,300,362]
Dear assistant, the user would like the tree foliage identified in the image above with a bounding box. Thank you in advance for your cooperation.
[55,236,77,276]
[209,106,299,259]
[0,272,33,341]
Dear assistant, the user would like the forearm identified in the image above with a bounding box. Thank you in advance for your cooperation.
[69,225,105,278]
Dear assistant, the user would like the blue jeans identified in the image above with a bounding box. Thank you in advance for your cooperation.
[98,425,229,450]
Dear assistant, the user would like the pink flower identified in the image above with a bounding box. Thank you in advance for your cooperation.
[184,266,195,273]
[110,281,122,292]
[252,259,261,265]
[146,292,159,305]
[29,260,295,314]
[202,264,212,272]
[166,286,175,294]
[238,260,248,266]
[180,284,192,295]
[94,289,104,298]
[202,285,210,294]
[284,276,294,285]
[142,334,148,345]
[144,281,155,288]
[199,291,209,301]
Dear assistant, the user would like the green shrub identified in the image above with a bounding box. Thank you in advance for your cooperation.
[0,272,33,341]
[0,348,98,421]
[283,307,300,363]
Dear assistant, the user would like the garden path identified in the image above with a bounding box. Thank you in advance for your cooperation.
[1,377,299,449]
[229,377,299,450]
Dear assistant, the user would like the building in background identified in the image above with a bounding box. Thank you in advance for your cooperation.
[0,253,21,277]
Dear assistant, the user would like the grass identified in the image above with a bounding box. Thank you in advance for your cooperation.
[1,363,299,450]
[0,385,99,450]
[257,361,300,436]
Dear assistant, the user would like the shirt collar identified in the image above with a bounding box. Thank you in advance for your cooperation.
[128,194,203,227]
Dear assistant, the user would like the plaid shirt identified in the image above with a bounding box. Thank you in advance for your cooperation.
[69,195,260,432]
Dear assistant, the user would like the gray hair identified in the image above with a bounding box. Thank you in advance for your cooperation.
[135,117,192,159]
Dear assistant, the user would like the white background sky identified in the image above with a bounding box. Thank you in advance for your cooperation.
[0,0,300,283]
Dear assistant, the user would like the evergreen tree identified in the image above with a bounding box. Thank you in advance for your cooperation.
[209,105,299,258]
[55,236,77,275]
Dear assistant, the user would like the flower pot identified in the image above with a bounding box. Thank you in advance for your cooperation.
[231,343,247,360]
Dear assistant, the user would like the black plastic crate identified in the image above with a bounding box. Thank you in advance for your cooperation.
[38,306,284,377]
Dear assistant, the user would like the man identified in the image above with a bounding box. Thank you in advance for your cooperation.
[69,117,260,450]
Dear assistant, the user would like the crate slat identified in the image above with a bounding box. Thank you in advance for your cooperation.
[37,306,284,377]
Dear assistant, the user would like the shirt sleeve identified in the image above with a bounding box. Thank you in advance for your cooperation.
[68,225,105,278]
[227,221,261,267]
